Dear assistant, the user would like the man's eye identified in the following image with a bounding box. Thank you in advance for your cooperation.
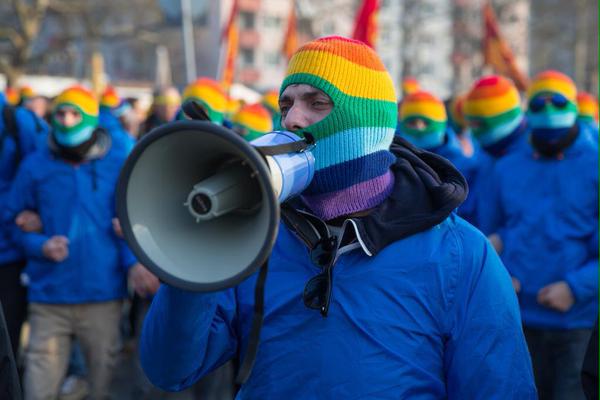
[279,105,290,114]
[312,100,330,108]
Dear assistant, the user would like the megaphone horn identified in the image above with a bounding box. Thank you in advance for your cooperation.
[116,121,314,292]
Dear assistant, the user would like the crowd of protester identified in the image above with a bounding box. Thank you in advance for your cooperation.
[0,35,598,399]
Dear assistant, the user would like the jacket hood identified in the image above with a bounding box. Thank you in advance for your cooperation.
[353,136,468,255]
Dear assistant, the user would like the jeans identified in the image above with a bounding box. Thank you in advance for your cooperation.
[524,326,592,400]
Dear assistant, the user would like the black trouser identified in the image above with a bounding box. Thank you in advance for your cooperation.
[524,326,592,400]
[0,260,28,361]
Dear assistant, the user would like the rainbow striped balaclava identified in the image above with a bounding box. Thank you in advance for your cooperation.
[527,70,578,134]
[100,86,130,117]
[182,78,227,124]
[52,86,99,147]
[281,36,397,221]
[399,90,447,150]
[464,75,523,148]
[401,77,420,97]
[576,92,598,126]
[5,87,20,106]
[232,103,273,141]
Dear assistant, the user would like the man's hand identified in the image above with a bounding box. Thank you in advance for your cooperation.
[16,210,42,233]
[511,277,521,293]
[537,281,575,312]
[42,236,69,262]
[488,233,504,254]
[129,263,160,298]
[112,218,123,238]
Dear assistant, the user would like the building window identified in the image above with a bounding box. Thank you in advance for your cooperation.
[240,48,255,66]
[262,16,281,28]
[240,11,255,29]
[265,52,281,66]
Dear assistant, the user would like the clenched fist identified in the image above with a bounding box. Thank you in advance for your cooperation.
[42,236,70,262]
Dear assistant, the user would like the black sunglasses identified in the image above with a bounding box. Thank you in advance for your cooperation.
[529,94,569,112]
[303,236,338,317]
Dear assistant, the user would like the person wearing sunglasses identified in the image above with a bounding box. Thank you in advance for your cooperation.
[140,36,536,399]
[478,70,598,400]
[397,90,480,223]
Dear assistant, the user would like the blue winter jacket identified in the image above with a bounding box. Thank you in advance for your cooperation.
[99,108,135,154]
[140,139,536,399]
[470,124,530,229]
[0,103,49,265]
[478,126,598,330]
[3,130,137,303]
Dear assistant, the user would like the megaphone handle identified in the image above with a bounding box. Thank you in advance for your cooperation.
[235,261,269,385]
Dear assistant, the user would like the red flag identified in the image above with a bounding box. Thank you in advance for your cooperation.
[482,2,528,91]
[351,0,380,48]
[221,0,239,91]
[282,0,298,62]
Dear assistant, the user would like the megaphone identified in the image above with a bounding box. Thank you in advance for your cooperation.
[116,120,315,292]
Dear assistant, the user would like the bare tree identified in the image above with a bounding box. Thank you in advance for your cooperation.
[0,0,163,86]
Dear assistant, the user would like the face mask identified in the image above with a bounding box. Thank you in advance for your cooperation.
[474,113,523,148]
[51,105,98,147]
[400,117,446,150]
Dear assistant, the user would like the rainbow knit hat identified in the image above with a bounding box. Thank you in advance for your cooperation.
[281,35,397,220]
[577,92,599,123]
[5,87,20,106]
[399,90,447,149]
[19,85,35,103]
[232,103,273,141]
[182,78,227,123]
[464,75,523,147]
[526,70,578,130]
[100,86,120,109]
[52,85,99,147]
[402,77,420,97]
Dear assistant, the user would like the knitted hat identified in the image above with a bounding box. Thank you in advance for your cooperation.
[281,35,397,220]
[402,77,420,96]
[5,87,20,106]
[232,103,273,141]
[19,85,35,103]
[577,92,599,123]
[182,78,227,123]
[52,85,99,147]
[100,86,130,117]
[526,70,578,130]
[464,75,523,147]
[154,88,181,107]
[261,89,282,129]
[399,90,447,150]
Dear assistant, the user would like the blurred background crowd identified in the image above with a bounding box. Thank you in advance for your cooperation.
[0,0,598,399]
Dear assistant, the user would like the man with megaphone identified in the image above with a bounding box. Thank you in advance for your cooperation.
[137,36,536,398]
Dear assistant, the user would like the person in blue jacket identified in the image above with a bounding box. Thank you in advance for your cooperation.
[3,85,158,400]
[478,70,598,400]
[0,90,49,362]
[99,86,136,154]
[139,36,536,399]
[397,89,480,223]
[463,75,530,230]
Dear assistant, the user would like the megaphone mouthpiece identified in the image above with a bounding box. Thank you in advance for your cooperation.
[185,161,262,221]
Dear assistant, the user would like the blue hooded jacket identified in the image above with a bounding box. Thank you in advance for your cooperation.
[140,140,536,399]
[3,130,137,303]
[0,102,49,265]
[478,124,598,330]
[99,108,136,154]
